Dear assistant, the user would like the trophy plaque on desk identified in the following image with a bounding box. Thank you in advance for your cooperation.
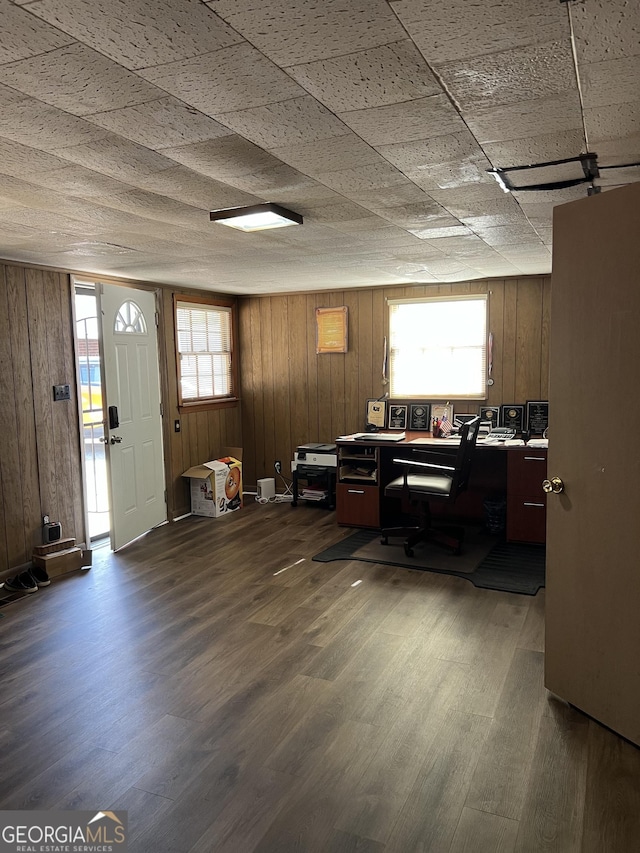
[365,398,387,430]
[388,403,408,430]
[526,401,549,436]
[500,404,525,433]
[480,406,499,427]
[409,403,431,430]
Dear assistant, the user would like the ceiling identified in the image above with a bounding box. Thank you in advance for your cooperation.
[1,0,638,295]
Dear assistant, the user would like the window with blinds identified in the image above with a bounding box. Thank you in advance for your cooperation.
[388,295,488,399]
[175,299,234,404]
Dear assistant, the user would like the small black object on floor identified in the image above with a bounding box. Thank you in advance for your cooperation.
[313,528,545,595]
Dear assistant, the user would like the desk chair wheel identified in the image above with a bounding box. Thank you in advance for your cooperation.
[404,544,414,558]
[380,535,389,546]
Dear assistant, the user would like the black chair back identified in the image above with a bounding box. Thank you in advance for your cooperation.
[448,416,481,499]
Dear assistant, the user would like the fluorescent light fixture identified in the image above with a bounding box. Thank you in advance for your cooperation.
[209,202,303,232]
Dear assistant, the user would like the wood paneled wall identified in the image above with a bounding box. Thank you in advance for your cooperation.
[238,276,551,489]
[159,288,242,520]
[0,263,84,576]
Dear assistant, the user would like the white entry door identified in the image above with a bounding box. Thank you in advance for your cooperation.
[98,284,166,550]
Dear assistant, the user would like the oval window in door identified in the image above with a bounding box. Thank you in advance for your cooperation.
[114,300,147,334]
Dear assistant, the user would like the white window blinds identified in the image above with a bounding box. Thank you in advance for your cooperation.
[176,301,232,402]
[388,296,487,399]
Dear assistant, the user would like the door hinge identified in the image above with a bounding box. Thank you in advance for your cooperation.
[160,402,164,417]
[155,311,159,327]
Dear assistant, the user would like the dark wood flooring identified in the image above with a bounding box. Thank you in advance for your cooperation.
[1,501,639,851]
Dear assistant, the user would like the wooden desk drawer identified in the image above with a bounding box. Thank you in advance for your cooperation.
[508,449,548,495]
[507,495,546,544]
[336,483,379,528]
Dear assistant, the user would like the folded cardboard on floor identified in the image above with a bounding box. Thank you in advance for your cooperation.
[182,447,243,518]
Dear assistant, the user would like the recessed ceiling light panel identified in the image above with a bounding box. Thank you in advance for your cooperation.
[209,202,303,232]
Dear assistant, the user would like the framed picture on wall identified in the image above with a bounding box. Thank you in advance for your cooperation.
[409,403,431,430]
[388,403,408,430]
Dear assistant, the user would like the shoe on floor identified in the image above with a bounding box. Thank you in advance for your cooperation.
[29,566,51,588]
[3,572,38,593]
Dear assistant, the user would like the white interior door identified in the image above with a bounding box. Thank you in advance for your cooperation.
[99,284,166,550]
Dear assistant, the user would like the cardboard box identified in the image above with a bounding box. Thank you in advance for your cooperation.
[32,546,87,579]
[182,447,243,518]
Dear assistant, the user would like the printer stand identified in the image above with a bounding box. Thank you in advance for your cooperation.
[292,465,336,509]
[291,442,337,510]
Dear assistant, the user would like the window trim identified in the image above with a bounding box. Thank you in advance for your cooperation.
[387,294,488,401]
[173,294,238,412]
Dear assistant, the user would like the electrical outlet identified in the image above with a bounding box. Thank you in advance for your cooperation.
[274,460,281,474]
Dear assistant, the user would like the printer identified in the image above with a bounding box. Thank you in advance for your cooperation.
[293,442,337,469]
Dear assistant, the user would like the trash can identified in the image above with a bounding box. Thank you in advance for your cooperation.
[483,494,507,534]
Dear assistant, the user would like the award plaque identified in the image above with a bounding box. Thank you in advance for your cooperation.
[480,406,499,427]
[409,403,431,430]
[500,404,525,433]
[526,401,549,436]
[388,404,408,430]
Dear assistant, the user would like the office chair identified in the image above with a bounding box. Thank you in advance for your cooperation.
[380,416,481,556]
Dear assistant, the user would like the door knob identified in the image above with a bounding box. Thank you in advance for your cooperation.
[542,476,564,494]
[110,435,123,444]
[98,436,108,444]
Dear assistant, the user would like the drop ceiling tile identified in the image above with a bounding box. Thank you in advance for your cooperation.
[161,136,284,181]
[0,0,75,63]
[589,132,640,165]
[25,165,133,198]
[133,167,258,210]
[270,134,381,175]
[0,43,163,116]
[598,165,640,185]
[0,82,29,109]
[391,0,567,64]
[571,0,640,65]
[225,165,332,200]
[377,204,459,231]
[472,224,547,246]
[98,189,208,230]
[50,134,175,181]
[407,155,494,191]
[1,99,108,149]
[286,40,441,111]
[581,56,640,109]
[138,43,305,115]
[214,97,349,149]
[435,40,575,111]
[586,101,640,143]
[466,93,583,144]
[377,130,483,171]
[23,0,242,70]
[316,161,410,195]
[482,129,587,167]
[441,194,524,223]
[408,224,472,240]
[86,98,234,149]
[297,200,373,223]
[209,0,407,67]
[351,183,440,211]
[340,95,466,146]
[427,183,508,208]
[0,137,70,176]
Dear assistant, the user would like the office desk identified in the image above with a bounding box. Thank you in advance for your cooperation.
[336,433,547,544]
